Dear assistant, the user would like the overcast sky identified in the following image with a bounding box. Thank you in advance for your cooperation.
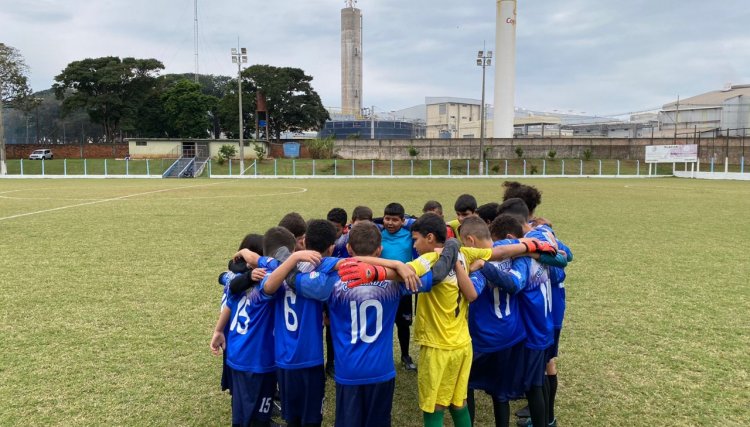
[2,0,749,117]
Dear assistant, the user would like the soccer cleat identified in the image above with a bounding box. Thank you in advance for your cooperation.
[516,418,532,427]
[515,406,530,418]
[401,355,417,371]
[547,418,557,427]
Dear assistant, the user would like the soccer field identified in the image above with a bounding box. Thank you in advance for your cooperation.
[1,178,748,426]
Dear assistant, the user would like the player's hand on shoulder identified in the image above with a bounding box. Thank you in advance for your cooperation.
[395,262,421,292]
[469,259,485,272]
[291,250,322,265]
[251,268,267,282]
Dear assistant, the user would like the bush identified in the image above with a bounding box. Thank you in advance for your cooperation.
[548,150,557,159]
[218,144,237,165]
[491,163,501,173]
[407,145,419,157]
[583,148,593,161]
[253,143,266,161]
[306,137,336,159]
[515,146,524,158]
[530,164,539,175]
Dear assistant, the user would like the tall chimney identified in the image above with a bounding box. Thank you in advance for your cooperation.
[494,0,517,138]
[341,4,363,117]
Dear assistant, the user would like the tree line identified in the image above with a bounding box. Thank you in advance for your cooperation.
[1,44,330,145]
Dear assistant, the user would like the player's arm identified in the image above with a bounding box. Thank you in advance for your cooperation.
[490,238,557,261]
[454,258,478,302]
[469,259,523,295]
[210,305,231,356]
[527,251,568,268]
[260,250,322,296]
[233,248,261,268]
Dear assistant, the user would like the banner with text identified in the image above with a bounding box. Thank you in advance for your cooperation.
[645,144,698,163]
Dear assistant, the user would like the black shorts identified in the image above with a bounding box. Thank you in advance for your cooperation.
[548,328,562,360]
[469,342,526,402]
[335,378,396,427]
[221,351,233,394]
[522,348,546,390]
[278,365,326,424]
[230,370,276,425]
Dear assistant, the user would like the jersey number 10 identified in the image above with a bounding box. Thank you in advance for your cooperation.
[350,300,384,344]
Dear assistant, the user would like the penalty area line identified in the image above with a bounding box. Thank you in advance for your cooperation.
[0,181,226,222]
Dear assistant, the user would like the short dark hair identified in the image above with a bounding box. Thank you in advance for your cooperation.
[351,206,373,222]
[502,181,542,214]
[326,207,348,227]
[476,202,500,224]
[422,200,443,214]
[304,219,337,253]
[454,194,477,213]
[347,221,381,256]
[411,212,447,244]
[489,214,525,241]
[384,202,405,218]
[497,197,530,220]
[262,227,296,256]
[458,216,492,241]
[278,212,306,238]
[238,233,264,255]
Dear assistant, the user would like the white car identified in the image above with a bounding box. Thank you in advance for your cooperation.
[29,149,53,160]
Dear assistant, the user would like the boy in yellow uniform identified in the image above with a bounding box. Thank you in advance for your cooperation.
[343,213,556,427]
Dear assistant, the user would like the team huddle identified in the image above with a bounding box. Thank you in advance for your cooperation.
[209,181,573,427]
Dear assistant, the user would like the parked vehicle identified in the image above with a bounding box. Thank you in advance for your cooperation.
[29,149,53,160]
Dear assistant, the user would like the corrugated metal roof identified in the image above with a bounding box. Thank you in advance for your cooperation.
[663,85,750,110]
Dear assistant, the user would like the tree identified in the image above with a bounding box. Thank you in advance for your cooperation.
[161,80,217,138]
[53,57,164,142]
[0,43,33,174]
[219,65,329,141]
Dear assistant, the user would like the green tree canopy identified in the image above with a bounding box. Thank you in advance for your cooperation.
[0,43,31,105]
[53,56,164,142]
[219,65,329,141]
[161,79,217,138]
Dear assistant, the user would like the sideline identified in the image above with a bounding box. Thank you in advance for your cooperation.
[0,181,226,222]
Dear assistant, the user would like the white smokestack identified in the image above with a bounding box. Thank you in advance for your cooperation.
[494,0,517,138]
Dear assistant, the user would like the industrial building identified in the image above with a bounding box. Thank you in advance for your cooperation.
[659,84,750,137]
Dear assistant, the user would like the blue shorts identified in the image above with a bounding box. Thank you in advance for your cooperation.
[469,341,526,402]
[230,370,276,425]
[522,348,546,390]
[278,365,325,424]
[221,351,233,394]
[335,378,396,427]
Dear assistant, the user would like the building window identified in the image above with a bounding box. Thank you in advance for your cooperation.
[439,104,447,115]
[135,141,147,146]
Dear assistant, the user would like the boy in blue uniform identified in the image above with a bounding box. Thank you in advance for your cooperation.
[380,202,418,371]
[326,207,349,376]
[457,217,528,427]
[258,220,340,427]
[490,214,565,427]
[210,227,298,427]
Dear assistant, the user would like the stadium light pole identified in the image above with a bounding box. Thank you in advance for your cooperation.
[231,45,248,174]
[477,49,493,175]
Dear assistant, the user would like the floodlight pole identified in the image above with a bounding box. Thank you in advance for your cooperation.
[477,47,493,175]
[232,43,248,174]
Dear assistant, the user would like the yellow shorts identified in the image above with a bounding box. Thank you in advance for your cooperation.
[417,343,473,413]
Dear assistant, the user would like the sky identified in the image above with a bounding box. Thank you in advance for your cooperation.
[2,0,749,117]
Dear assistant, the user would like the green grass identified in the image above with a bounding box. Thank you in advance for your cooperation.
[0,178,748,426]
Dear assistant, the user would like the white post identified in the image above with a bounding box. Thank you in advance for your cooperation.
[147,159,150,176]
[64,159,67,176]
[725,157,729,174]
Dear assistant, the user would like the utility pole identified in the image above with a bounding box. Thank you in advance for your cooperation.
[674,95,680,142]
[231,43,247,174]
[477,47,493,175]
[194,0,199,83]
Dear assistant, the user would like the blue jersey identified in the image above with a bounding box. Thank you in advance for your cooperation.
[468,258,527,352]
[381,226,414,263]
[222,272,276,373]
[332,231,350,258]
[550,239,572,329]
[261,257,340,370]
[495,239,553,351]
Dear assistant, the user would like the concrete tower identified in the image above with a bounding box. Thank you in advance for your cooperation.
[494,0,517,138]
[341,1,363,116]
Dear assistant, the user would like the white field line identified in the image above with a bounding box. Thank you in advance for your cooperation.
[0,182,226,222]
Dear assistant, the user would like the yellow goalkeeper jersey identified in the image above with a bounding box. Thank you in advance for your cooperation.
[407,247,492,349]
